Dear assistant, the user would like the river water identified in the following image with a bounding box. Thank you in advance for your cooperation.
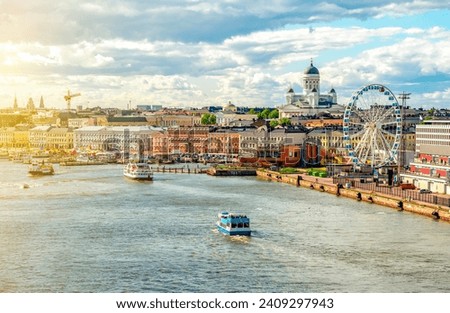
[0,161,449,293]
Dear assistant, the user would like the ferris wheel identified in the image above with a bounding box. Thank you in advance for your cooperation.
[343,84,402,168]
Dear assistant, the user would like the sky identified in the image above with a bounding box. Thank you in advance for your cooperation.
[1,0,450,110]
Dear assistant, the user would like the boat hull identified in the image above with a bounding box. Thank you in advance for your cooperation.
[28,163,54,176]
[123,162,153,181]
[28,171,54,176]
[123,173,153,180]
[216,223,251,236]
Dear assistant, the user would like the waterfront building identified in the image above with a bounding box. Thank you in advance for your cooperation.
[12,126,30,148]
[306,126,415,166]
[167,126,209,155]
[401,120,450,194]
[29,125,73,151]
[208,128,241,157]
[0,128,15,148]
[29,126,52,149]
[47,128,73,150]
[306,128,346,157]
[74,126,160,159]
[151,130,169,158]
[239,125,307,164]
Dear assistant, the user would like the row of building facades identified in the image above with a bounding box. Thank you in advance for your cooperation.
[3,118,450,194]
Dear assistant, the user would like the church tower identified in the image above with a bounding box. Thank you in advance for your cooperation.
[286,87,295,105]
[302,59,320,96]
[39,96,45,109]
[13,95,18,110]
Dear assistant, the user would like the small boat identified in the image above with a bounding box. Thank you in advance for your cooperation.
[123,162,153,180]
[28,161,54,176]
[216,211,251,236]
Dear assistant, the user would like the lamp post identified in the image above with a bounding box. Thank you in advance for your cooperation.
[397,92,410,182]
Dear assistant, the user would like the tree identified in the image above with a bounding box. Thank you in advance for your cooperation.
[268,109,279,119]
[270,120,279,128]
[279,117,291,126]
[258,108,272,119]
[248,108,257,115]
[201,113,216,125]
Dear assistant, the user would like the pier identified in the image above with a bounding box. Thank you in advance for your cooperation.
[206,166,256,176]
[151,166,207,174]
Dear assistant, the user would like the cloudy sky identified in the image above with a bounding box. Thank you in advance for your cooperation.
[1,0,449,109]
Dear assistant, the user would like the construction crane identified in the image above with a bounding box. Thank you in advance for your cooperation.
[64,90,81,112]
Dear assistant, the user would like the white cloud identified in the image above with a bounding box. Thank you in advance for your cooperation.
[1,1,450,108]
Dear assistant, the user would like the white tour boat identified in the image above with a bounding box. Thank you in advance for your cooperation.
[216,211,251,236]
[123,162,153,181]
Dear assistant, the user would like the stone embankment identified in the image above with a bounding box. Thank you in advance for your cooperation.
[257,169,450,223]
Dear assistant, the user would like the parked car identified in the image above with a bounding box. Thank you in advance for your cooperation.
[419,189,432,194]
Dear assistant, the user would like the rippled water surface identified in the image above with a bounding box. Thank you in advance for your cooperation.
[1,162,449,292]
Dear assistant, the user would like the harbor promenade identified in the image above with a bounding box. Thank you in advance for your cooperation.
[257,169,450,223]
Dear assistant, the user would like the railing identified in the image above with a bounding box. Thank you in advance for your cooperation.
[332,177,450,207]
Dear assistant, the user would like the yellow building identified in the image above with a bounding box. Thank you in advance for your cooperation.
[29,126,52,149]
[0,127,30,148]
[13,129,30,148]
[0,128,14,148]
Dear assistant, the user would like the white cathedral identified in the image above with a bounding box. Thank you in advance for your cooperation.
[279,60,340,118]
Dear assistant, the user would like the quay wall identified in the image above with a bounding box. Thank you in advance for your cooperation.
[256,170,450,223]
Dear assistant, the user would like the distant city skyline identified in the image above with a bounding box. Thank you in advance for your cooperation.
[0,1,449,109]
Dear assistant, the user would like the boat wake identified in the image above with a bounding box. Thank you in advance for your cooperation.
[228,235,251,244]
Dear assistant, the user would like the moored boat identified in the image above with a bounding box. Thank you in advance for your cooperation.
[123,162,153,180]
[28,161,54,176]
[216,211,251,236]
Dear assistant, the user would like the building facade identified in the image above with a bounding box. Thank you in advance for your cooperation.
[401,120,450,194]
[74,126,160,160]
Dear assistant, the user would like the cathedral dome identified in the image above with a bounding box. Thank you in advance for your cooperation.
[304,60,319,75]
[223,101,237,112]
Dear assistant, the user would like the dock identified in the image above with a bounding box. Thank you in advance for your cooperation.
[151,166,207,174]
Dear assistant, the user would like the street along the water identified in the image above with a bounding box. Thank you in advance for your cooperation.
[1,162,449,292]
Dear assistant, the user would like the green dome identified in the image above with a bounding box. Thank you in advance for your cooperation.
[304,60,319,75]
